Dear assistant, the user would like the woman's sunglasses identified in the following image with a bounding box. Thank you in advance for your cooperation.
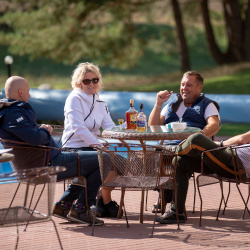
[82,78,99,85]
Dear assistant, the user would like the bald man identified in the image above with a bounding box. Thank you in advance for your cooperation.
[5,76,30,102]
[0,76,54,143]
[0,76,104,226]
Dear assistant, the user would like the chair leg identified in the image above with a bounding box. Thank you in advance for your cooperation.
[118,189,129,227]
[196,175,203,227]
[174,181,180,231]
[235,183,250,219]
[51,218,64,250]
[2,183,21,224]
[222,182,230,215]
[27,183,37,212]
[118,190,125,219]
[122,197,129,228]
[145,190,148,211]
[215,180,224,221]
[24,183,46,231]
[160,189,166,214]
[192,173,196,213]
[12,180,63,249]
[150,191,161,238]
[15,207,19,250]
[15,218,63,250]
[242,184,250,218]
[140,190,145,223]
[91,188,101,236]
[23,181,30,207]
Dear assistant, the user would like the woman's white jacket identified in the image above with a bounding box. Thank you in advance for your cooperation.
[62,89,115,148]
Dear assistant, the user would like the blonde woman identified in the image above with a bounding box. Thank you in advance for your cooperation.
[53,62,120,224]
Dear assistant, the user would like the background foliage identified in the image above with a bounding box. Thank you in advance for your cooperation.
[0,0,249,136]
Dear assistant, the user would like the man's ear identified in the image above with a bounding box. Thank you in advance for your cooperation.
[17,88,23,97]
[199,84,203,92]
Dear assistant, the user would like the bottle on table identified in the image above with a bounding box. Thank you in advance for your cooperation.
[126,99,138,131]
[137,103,147,132]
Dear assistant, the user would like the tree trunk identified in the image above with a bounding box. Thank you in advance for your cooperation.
[200,0,250,64]
[200,0,226,64]
[244,0,250,60]
[171,0,191,72]
[222,0,243,61]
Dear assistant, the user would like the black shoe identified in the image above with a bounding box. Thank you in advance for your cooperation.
[91,198,122,218]
[52,200,72,221]
[155,209,186,224]
[67,204,104,226]
[103,200,121,218]
[90,197,105,217]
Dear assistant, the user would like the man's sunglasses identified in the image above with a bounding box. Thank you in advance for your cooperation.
[82,78,99,85]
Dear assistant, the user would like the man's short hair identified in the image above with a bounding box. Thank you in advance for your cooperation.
[183,71,204,85]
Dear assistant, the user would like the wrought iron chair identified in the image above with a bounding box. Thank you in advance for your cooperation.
[91,142,179,237]
[145,144,196,217]
[0,166,66,249]
[0,136,88,208]
[197,144,250,226]
[159,135,216,217]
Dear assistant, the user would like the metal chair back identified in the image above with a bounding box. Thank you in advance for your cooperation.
[91,142,179,237]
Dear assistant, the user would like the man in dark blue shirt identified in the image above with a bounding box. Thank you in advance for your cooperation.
[0,76,104,226]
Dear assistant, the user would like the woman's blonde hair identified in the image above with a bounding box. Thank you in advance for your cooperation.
[71,62,103,93]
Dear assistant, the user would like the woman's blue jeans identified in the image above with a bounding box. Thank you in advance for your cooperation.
[50,147,101,206]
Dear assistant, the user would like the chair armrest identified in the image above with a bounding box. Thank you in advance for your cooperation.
[200,145,247,181]
[0,138,81,177]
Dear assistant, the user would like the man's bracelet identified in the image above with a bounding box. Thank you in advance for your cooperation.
[154,105,162,110]
[220,140,224,147]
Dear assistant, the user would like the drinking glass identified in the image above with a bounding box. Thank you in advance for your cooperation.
[118,119,124,130]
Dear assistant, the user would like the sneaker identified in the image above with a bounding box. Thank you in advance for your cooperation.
[151,201,167,213]
[67,203,104,226]
[155,209,186,224]
[91,198,122,218]
[103,200,121,217]
[53,200,72,220]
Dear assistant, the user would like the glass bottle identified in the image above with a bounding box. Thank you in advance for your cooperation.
[137,103,147,132]
[126,99,138,131]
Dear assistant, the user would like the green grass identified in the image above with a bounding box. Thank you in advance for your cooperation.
[217,123,250,137]
[203,68,250,94]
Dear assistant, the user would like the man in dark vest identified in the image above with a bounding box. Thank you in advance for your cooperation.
[148,70,220,213]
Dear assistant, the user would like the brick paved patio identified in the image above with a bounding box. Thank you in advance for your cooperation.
[1,173,250,250]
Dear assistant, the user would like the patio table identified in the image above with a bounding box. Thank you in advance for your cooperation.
[102,125,202,144]
[101,125,202,222]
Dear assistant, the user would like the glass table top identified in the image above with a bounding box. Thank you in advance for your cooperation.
[105,125,201,134]
[102,125,202,141]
